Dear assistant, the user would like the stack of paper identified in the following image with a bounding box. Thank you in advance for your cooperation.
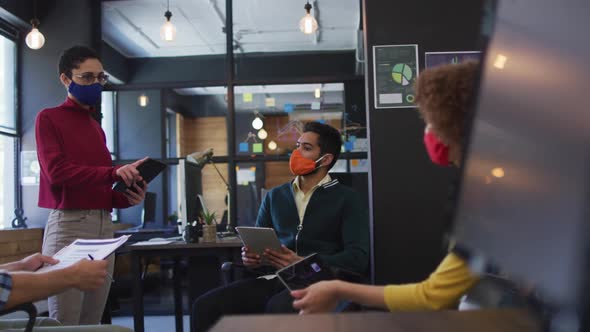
[37,236,130,272]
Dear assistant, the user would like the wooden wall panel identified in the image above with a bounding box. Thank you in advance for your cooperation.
[264,161,292,190]
[0,228,43,264]
[179,115,227,157]
[263,115,298,155]
[263,114,343,156]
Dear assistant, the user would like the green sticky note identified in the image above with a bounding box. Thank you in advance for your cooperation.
[252,143,263,153]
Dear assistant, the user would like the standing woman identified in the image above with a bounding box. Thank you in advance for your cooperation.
[35,45,147,325]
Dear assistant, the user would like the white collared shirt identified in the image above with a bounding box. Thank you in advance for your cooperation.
[291,174,332,223]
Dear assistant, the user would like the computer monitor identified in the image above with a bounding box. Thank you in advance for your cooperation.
[141,192,157,226]
[178,159,205,231]
[452,0,590,310]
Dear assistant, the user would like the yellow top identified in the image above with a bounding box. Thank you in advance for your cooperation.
[292,174,332,223]
[384,252,479,311]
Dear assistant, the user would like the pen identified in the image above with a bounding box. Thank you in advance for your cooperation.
[88,254,115,283]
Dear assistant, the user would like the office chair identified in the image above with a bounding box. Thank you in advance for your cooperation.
[0,302,37,332]
[459,274,529,310]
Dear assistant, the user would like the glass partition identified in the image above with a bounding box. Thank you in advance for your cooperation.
[167,86,229,159]
[234,83,345,156]
[0,135,15,228]
[0,35,16,134]
[169,161,229,227]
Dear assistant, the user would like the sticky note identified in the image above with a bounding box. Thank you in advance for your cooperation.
[344,141,354,152]
[265,98,275,107]
[239,142,249,152]
[284,103,295,113]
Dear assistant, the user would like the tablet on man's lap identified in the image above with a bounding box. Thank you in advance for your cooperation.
[235,226,282,266]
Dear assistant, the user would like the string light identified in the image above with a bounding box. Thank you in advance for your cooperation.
[252,116,263,130]
[257,129,268,140]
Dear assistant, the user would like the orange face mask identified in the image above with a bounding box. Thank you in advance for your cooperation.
[289,149,326,176]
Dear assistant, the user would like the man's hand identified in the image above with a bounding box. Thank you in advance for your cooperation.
[18,253,59,272]
[125,181,147,206]
[262,245,302,269]
[241,246,262,267]
[116,157,148,186]
[67,259,108,291]
[291,280,342,314]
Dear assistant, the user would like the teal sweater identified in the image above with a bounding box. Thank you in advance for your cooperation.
[255,179,369,275]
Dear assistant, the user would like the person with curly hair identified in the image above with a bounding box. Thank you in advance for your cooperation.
[290,61,481,313]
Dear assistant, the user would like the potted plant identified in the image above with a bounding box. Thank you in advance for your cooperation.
[200,211,217,242]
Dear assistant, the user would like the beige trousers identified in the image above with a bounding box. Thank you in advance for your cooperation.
[42,209,115,326]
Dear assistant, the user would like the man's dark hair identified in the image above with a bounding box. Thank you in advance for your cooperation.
[58,45,100,78]
[303,122,342,170]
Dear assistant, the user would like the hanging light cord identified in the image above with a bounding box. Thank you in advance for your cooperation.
[165,0,172,21]
[31,0,39,27]
[304,1,312,14]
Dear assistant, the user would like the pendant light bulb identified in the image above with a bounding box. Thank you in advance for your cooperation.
[252,117,264,130]
[257,129,268,140]
[314,88,321,98]
[160,1,176,41]
[160,13,176,41]
[138,94,149,107]
[26,19,45,50]
[299,2,318,34]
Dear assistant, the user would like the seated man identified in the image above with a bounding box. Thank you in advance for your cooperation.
[193,122,369,331]
[291,61,481,313]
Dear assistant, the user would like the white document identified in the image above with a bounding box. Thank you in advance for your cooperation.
[131,240,174,246]
[37,236,130,273]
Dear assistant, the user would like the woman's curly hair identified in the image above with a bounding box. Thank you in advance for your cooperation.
[415,61,479,147]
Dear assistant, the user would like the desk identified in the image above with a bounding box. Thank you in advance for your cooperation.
[211,309,541,332]
[126,238,242,332]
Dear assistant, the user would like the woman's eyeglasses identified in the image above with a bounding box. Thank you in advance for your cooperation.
[73,72,109,85]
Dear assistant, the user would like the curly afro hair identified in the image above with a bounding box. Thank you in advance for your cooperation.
[415,61,479,147]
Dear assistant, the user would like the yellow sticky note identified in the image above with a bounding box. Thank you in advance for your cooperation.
[243,93,253,103]
[265,97,275,107]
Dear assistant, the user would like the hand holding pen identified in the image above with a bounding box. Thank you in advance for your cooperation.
[66,259,110,291]
[88,254,115,283]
